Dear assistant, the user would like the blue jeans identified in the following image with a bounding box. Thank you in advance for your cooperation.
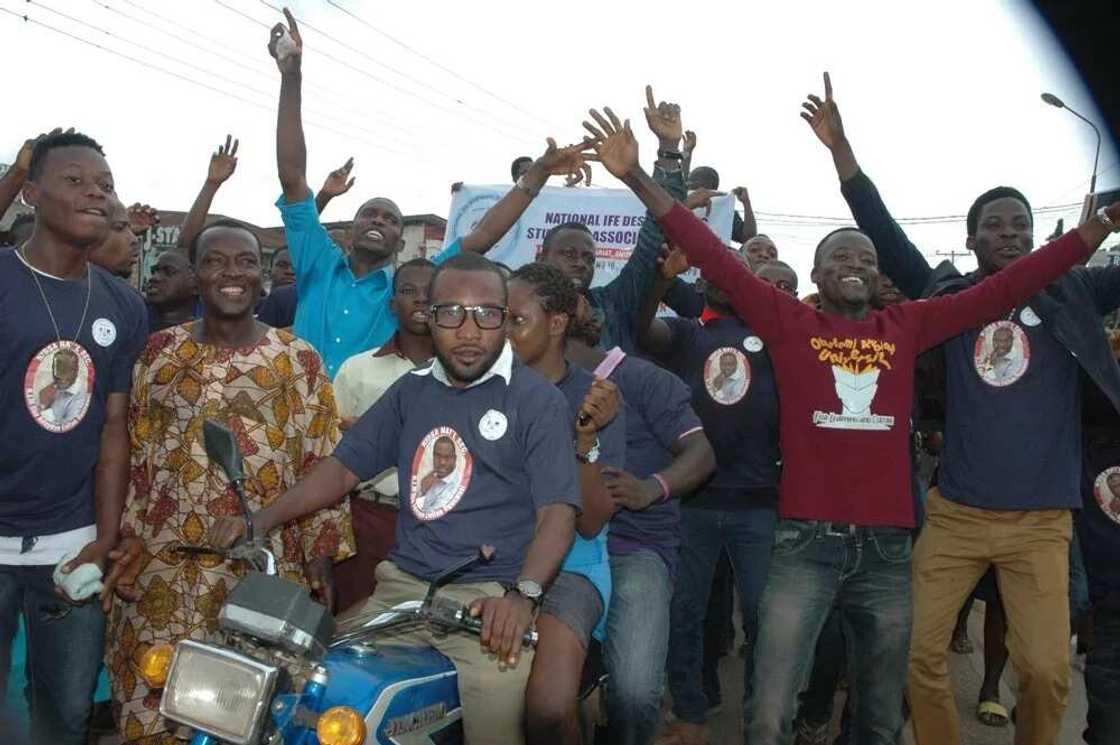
[746,520,912,745]
[797,608,846,728]
[667,507,777,724]
[1085,607,1120,745]
[0,564,104,745]
[602,549,673,745]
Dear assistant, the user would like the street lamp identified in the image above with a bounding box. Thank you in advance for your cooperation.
[1041,92,1102,193]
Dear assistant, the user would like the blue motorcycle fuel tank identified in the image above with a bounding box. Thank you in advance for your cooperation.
[320,644,462,744]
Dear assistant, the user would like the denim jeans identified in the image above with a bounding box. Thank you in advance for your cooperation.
[602,549,674,745]
[667,507,777,724]
[746,520,912,745]
[1085,607,1120,745]
[797,608,846,728]
[0,564,105,745]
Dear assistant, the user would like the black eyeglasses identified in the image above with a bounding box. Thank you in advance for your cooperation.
[429,303,508,330]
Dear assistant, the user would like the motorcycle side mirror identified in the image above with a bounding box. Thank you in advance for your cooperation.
[203,419,254,543]
[203,420,245,484]
[423,545,496,608]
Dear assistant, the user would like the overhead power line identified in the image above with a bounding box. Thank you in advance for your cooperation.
[323,0,554,129]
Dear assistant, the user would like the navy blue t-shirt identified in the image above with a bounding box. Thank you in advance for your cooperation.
[333,347,581,584]
[257,283,299,329]
[598,353,703,572]
[0,248,148,536]
[659,316,780,509]
[939,305,1082,510]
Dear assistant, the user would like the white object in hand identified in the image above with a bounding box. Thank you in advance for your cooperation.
[275,29,299,61]
[53,549,104,602]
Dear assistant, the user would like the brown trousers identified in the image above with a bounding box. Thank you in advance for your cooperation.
[909,488,1071,745]
[355,561,534,745]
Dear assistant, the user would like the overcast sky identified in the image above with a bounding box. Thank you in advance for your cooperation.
[4,0,1117,285]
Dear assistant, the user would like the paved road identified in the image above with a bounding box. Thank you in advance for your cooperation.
[702,600,1088,744]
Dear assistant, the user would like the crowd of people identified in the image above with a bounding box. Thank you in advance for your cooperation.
[1,7,1119,745]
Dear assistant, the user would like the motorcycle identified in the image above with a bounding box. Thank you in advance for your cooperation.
[141,421,537,745]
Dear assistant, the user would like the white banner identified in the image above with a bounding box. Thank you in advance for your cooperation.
[444,184,736,288]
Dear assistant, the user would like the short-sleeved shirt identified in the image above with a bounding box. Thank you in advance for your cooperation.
[938,306,1082,510]
[333,343,581,584]
[554,364,626,640]
[658,315,780,509]
[257,283,299,329]
[0,248,148,538]
[598,352,703,572]
[333,336,424,501]
[276,193,461,378]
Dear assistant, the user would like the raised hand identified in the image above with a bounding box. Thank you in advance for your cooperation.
[643,85,683,147]
[800,72,845,150]
[683,130,698,155]
[685,188,724,218]
[15,128,72,174]
[535,138,595,187]
[208,135,239,185]
[321,157,356,198]
[268,7,303,75]
[583,107,639,180]
[657,242,690,280]
[127,203,161,234]
[732,186,750,205]
[1048,218,1064,242]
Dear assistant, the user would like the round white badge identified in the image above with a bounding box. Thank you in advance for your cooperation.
[478,409,508,441]
[743,336,764,353]
[91,318,117,347]
[1019,307,1042,327]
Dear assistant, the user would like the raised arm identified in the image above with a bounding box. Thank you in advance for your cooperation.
[801,72,934,299]
[585,107,793,339]
[0,128,68,219]
[459,139,594,254]
[595,85,690,316]
[916,205,1120,350]
[176,136,239,251]
[732,186,758,241]
[315,157,355,215]
[635,244,688,357]
[271,9,310,203]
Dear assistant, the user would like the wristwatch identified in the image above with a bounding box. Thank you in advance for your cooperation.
[1097,205,1120,233]
[575,437,601,464]
[511,578,544,609]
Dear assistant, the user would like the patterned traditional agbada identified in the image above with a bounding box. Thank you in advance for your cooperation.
[107,324,354,743]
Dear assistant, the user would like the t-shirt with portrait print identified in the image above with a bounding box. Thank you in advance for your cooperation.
[938,302,1082,511]
[0,248,148,537]
[658,315,780,509]
[333,351,581,584]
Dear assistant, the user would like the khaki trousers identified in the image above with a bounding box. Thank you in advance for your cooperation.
[908,488,1071,745]
[357,560,533,745]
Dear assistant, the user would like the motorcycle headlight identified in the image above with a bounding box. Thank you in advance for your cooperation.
[159,640,279,745]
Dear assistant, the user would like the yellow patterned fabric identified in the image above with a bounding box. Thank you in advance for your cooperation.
[107,324,354,742]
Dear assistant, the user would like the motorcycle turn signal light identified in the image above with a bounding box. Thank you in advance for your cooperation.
[317,706,366,745]
[139,643,175,689]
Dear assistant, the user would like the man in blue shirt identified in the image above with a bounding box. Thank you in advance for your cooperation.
[267,10,593,378]
[210,252,580,745]
[0,130,147,745]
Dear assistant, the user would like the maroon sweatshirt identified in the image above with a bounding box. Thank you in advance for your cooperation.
[658,203,1090,526]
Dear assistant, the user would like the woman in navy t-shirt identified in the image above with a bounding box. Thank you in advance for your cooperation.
[508,262,626,743]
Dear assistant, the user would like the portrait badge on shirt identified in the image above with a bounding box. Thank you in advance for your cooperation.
[409,427,473,521]
[1094,467,1120,526]
[974,321,1030,388]
[23,340,95,434]
[703,346,750,405]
